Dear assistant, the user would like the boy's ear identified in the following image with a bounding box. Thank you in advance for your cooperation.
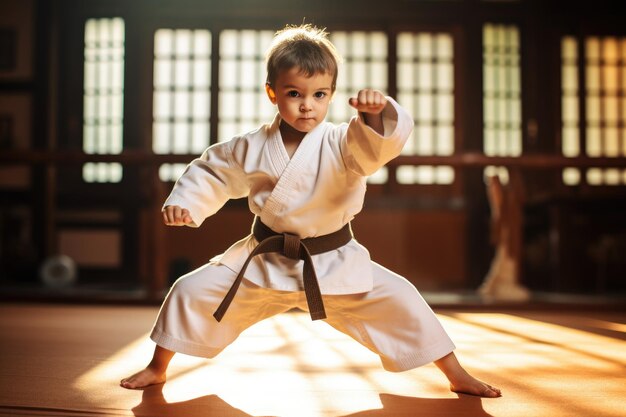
[265,83,277,104]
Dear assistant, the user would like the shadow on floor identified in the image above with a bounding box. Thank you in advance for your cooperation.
[340,393,494,417]
[131,385,494,417]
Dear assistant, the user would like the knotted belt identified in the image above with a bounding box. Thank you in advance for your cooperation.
[213,217,353,322]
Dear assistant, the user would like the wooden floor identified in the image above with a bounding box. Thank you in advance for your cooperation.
[0,303,624,417]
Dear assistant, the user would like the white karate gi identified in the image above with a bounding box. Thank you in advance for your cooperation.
[151,98,456,371]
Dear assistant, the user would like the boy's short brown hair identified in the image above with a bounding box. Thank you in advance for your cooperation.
[266,24,341,92]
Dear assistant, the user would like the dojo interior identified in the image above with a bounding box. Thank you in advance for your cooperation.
[0,0,624,416]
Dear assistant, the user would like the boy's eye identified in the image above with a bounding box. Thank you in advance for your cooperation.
[287,90,300,97]
[314,92,327,99]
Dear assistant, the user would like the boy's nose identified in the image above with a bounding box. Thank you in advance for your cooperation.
[300,100,312,112]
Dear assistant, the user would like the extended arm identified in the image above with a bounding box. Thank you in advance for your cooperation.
[342,92,414,177]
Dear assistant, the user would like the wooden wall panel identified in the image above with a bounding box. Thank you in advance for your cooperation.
[353,209,467,291]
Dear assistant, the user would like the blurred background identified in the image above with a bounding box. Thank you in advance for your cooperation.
[1,0,625,305]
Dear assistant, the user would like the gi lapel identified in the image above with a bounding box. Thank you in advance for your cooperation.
[261,118,326,229]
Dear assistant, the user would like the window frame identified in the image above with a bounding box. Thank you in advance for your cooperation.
[557,25,626,192]
[371,24,465,200]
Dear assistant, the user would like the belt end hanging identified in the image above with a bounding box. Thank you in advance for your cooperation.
[309,310,327,321]
[213,310,225,322]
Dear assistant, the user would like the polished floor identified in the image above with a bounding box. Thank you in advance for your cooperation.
[0,303,624,417]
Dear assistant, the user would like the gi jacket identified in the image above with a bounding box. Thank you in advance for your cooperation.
[164,97,414,295]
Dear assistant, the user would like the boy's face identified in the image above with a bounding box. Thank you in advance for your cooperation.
[266,67,334,133]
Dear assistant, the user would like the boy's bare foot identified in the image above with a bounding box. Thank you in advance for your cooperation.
[434,352,502,398]
[120,367,166,389]
[449,376,502,398]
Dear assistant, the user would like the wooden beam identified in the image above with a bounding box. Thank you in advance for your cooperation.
[3,150,626,168]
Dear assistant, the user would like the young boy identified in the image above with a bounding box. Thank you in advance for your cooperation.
[121,24,501,398]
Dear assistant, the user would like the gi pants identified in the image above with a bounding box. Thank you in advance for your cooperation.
[150,261,455,372]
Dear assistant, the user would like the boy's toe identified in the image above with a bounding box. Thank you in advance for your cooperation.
[483,385,502,397]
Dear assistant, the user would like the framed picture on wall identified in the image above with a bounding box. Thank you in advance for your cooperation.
[0,113,13,149]
[0,0,34,80]
[0,94,31,188]
[0,29,17,71]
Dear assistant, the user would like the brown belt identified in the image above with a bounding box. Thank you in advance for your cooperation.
[213,217,353,322]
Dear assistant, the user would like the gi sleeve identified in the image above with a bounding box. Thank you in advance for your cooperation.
[341,96,414,176]
[163,140,249,227]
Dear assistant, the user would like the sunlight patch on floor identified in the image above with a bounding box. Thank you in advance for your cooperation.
[71,310,626,417]
[447,313,626,367]
[442,313,626,417]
